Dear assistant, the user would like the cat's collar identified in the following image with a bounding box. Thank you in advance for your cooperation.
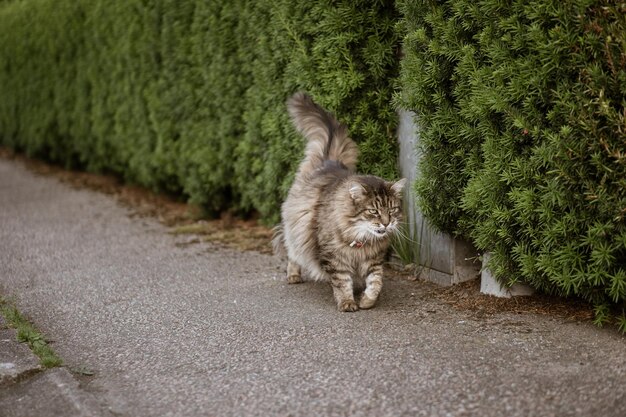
[350,240,364,248]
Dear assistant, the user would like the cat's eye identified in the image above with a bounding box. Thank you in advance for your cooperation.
[367,209,378,215]
[390,207,400,214]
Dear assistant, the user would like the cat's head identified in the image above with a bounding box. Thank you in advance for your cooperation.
[347,176,407,241]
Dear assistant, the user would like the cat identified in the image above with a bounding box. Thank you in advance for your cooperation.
[273,92,406,312]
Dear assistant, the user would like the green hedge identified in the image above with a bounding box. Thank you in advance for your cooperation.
[398,0,626,328]
[0,0,400,223]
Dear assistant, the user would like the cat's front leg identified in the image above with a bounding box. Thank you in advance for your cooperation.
[359,264,383,309]
[330,272,358,312]
[287,260,302,284]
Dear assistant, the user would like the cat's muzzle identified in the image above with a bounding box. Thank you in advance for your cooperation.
[373,228,388,236]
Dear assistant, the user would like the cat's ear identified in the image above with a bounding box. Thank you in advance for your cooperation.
[348,182,366,201]
[390,178,407,196]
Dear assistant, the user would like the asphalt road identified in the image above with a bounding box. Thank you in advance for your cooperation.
[1,157,625,417]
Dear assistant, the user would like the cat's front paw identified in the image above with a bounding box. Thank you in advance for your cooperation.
[338,299,359,312]
[287,274,302,284]
[359,294,377,310]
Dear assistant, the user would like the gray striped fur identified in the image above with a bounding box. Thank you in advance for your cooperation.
[275,92,406,312]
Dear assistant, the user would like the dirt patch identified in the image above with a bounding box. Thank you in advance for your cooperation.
[170,216,273,254]
[431,278,593,322]
[1,147,594,322]
[385,267,594,323]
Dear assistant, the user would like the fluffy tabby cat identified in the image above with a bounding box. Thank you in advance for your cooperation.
[273,92,406,312]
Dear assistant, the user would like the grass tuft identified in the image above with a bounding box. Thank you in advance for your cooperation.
[0,298,63,368]
[390,204,430,274]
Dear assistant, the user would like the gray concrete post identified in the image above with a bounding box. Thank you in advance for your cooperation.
[397,110,480,286]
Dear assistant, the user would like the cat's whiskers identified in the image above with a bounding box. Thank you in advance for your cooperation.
[393,222,421,245]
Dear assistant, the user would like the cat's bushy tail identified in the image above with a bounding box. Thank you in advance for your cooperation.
[287,92,358,177]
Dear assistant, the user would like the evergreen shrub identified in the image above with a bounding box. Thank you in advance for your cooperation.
[0,0,400,223]
[398,0,626,328]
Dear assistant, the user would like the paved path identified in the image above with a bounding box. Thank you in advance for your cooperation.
[1,157,625,417]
